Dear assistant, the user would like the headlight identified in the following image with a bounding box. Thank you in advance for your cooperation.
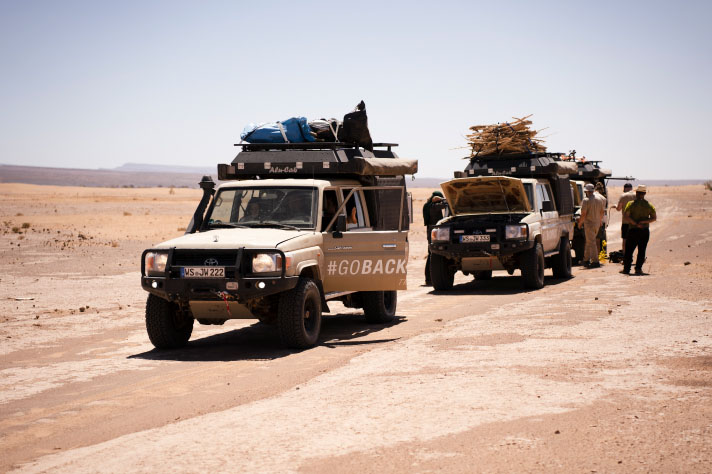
[505,224,528,240]
[430,226,451,242]
[252,253,283,273]
[144,251,169,275]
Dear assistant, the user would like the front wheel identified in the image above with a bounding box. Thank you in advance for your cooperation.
[277,278,322,349]
[552,238,573,279]
[430,254,455,291]
[520,243,545,289]
[145,294,194,349]
[362,291,397,323]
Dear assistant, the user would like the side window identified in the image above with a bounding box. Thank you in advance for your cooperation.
[538,184,555,212]
[523,183,535,212]
[321,189,339,231]
[544,183,556,209]
[342,188,366,229]
[535,184,545,212]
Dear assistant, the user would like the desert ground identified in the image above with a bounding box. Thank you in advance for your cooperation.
[1,182,711,473]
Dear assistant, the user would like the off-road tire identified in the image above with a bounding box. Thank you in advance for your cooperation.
[552,238,573,279]
[362,291,397,323]
[474,270,493,280]
[521,242,545,289]
[431,254,455,291]
[145,294,194,349]
[277,277,322,349]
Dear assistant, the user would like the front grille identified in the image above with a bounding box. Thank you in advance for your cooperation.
[172,250,240,267]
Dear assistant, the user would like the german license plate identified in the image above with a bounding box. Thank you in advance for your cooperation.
[461,234,490,243]
[181,267,225,278]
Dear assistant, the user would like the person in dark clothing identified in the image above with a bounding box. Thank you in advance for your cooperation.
[423,191,445,285]
[621,185,656,275]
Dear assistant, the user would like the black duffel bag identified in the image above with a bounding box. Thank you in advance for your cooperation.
[340,100,373,152]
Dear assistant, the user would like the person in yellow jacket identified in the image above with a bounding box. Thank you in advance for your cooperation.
[621,185,656,275]
[610,182,635,251]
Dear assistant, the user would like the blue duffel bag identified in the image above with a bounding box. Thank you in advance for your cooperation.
[241,117,316,143]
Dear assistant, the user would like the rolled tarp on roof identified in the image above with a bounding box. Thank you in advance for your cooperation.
[554,161,579,175]
[354,157,418,176]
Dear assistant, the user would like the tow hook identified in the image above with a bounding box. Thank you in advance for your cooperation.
[213,290,232,317]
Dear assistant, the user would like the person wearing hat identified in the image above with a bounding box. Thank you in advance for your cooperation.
[578,183,605,268]
[593,182,608,254]
[423,191,446,285]
[621,185,656,275]
[610,182,636,251]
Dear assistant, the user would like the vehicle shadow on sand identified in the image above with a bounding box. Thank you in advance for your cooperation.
[128,313,405,362]
[429,274,570,296]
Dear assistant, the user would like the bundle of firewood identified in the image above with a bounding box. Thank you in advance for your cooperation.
[466,115,546,157]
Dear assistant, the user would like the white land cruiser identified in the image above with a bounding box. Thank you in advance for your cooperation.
[429,174,575,290]
[141,143,416,350]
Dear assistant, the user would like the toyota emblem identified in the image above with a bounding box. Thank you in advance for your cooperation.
[204,258,219,266]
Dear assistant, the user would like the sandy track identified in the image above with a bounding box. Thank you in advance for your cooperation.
[1,183,711,472]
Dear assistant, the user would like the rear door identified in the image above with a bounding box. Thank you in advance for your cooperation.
[322,186,408,293]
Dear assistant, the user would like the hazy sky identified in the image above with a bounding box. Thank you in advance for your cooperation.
[1,0,710,180]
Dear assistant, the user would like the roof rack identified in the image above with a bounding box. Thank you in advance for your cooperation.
[234,142,399,152]
[218,142,417,181]
[455,152,577,178]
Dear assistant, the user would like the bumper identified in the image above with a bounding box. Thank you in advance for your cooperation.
[141,247,299,303]
[141,274,299,302]
[429,239,534,260]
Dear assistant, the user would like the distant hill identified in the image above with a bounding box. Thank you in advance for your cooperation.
[0,164,209,188]
[0,163,706,189]
[112,163,215,174]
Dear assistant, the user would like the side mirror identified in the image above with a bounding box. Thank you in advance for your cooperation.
[332,215,347,238]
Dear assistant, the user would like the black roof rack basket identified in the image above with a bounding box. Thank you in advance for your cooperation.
[218,142,417,180]
[455,152,578,179]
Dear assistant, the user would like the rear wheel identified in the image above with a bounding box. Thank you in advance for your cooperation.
[473,270,493,280]
[145,294,194,349]
[521,243,545,289]
[277,278,322,349]
[552,238,573,279]
[362,291,397,323]
[431,254,455,291]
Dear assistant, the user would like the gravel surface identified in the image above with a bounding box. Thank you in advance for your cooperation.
[1,183,710,473]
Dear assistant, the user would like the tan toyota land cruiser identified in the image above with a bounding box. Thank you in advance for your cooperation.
[141,142,417,349]
[429,153,576,290]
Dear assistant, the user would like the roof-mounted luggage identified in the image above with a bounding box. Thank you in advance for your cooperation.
[217,142,418,181]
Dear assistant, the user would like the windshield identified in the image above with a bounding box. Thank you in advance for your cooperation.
[205,187,317,230]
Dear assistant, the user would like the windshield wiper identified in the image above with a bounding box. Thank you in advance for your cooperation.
[207,222,249,229]
[252,222,303,231]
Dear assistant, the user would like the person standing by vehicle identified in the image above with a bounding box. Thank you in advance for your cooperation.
[621,185,656,275]
[423,191,445,285]
[578,183,605,268]
[594,182,608,254]
[610,182,635,251]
